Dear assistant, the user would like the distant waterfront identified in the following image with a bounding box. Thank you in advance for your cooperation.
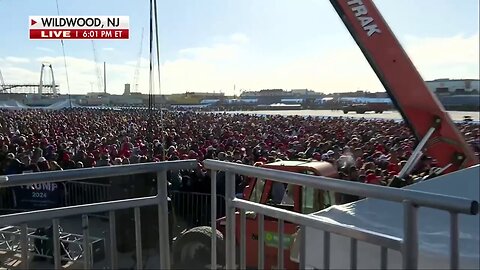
[209,110,480,122]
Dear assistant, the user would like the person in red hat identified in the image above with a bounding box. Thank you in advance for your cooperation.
[365,171,381,185]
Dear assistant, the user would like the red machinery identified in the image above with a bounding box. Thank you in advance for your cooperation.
[172,161,339,269]
[330,0,478,172]
[171,1,479,269]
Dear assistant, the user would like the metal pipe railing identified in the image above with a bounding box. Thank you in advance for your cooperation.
[323,231,330,269]
[298,225,306,269]
[0,160,197,187]
[450,212,459,269]
[380,246,388,269]
[134,207,143,270]
[0,160,197,270]
[108,211,118,269]
[20,223,29,269]
[204,160,478,215]
[210,171,217,270]
[0,196,158,225]
[258,214,265,269]
[402,200,419,269]
[240,209,246,270]
[233,198,402,250]
[82,215,91,270]
[278,219,284,269]
[1,159,476,269]
[52,218,61,269]
[225,171,236,269]
[0,160,197,269]
[157,170,171,269]
[350,238,357,270]
[205,160,478,270]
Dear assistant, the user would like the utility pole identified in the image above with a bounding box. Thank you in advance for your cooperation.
[103,62,107,94]
[91,41,103,92]
[133,27,145,93]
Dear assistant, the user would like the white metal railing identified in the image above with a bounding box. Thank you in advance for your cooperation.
[0,160,197,269]
[204,160,479,270]
[0,159,478,269]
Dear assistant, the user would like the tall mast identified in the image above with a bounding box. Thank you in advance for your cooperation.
[148,0,154,112]
[103,61,107,94]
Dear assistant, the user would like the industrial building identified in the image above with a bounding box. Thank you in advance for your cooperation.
[2,76,478,110]
[426,79,479,95]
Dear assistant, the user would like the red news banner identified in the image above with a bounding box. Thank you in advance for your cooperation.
[29,16,129,40]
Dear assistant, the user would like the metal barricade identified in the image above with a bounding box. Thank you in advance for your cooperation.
[204,160,479,270]
[0,160,478,269]
[0,181,110,215]
[0,160,197,270]
[170,191,226,231]
[65,181,111,206]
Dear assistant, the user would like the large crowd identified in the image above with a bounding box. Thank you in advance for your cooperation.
[1,108,479,203]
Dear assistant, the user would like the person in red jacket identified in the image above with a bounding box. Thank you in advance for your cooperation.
[365,170,381,185]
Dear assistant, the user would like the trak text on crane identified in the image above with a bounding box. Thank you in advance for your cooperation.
[347,0,381,37]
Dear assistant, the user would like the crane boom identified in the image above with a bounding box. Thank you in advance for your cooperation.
[330,0,478,173]
[133,27,145,93]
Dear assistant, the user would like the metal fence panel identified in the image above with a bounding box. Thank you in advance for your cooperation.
[204,160,479,270]
[65,182,111,206]
[170,191,226,231]
[0,160,197,270]
[0,160,478,270]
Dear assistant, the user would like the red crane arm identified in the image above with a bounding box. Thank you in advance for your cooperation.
[329,0,478,173]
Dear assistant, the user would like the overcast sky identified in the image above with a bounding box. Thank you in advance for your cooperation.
[0,0,478,95]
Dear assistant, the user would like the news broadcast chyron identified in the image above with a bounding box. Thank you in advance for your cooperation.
[29,16,129,40]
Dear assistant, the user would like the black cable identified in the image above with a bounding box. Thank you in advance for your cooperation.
[153,0,168,156]
[153,0,161,109]
[148,0,154,112]
[55,0,72,108]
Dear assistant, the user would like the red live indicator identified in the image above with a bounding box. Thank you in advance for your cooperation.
[30,29,129,39]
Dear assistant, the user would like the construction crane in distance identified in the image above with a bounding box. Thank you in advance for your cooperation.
[91,40,103,93]
[133,27,145,93]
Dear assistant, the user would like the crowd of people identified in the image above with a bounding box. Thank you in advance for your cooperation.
[0,108,479,203]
